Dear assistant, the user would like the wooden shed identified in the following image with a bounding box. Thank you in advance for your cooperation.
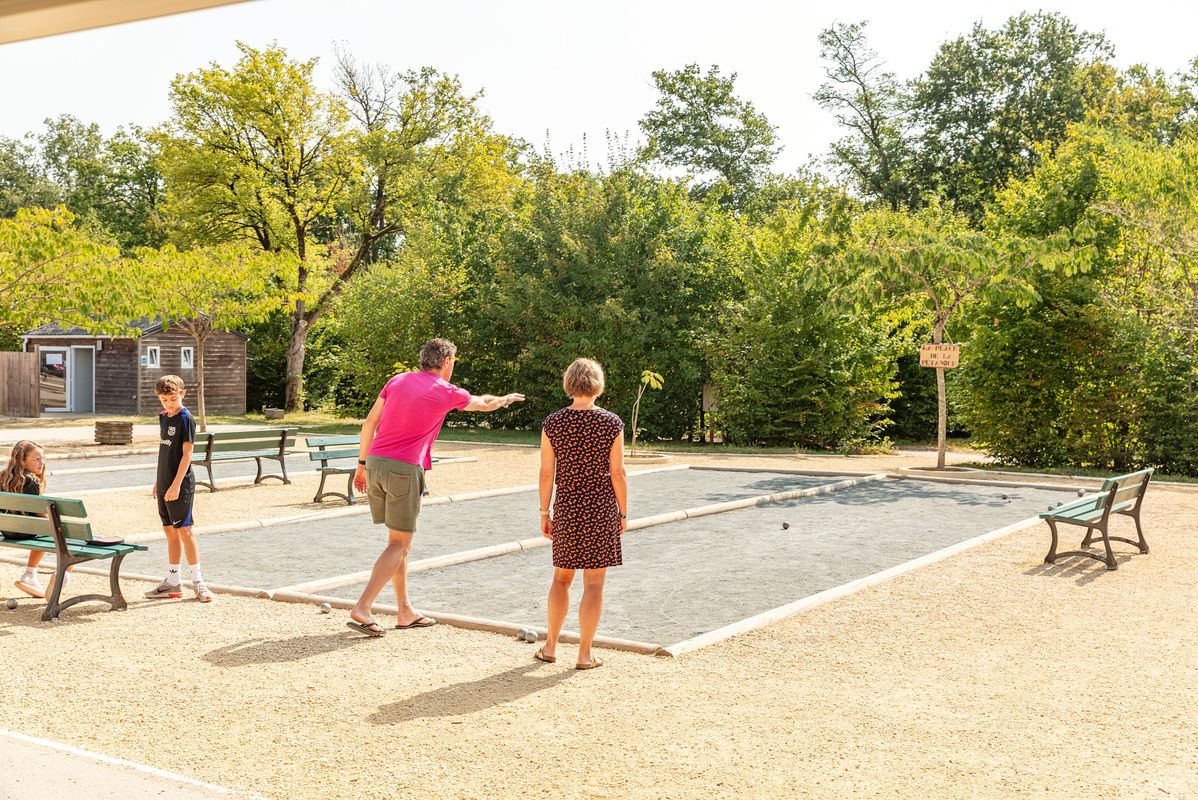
[22,321,247,415]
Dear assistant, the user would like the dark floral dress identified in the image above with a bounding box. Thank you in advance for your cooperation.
[542,407,624,569]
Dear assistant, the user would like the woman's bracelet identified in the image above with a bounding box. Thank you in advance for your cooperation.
[539,510,550,516]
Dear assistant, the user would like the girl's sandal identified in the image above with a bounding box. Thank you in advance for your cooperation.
[534,647,556,664]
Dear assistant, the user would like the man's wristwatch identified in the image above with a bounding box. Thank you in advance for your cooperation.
[357,459,367,466]
[618,513,627,520]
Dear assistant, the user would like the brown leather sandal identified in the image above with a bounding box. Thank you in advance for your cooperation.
[534,647,556,663]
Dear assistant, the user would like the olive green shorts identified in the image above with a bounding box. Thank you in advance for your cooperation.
[365,456,428,532]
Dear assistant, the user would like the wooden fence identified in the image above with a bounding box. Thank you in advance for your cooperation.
[0,352,39,417]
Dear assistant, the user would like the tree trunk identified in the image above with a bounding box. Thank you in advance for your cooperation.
[933,320,947,469]
[284,305,308,412]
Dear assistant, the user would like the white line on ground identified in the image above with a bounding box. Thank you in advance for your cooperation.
[0,728,267,799]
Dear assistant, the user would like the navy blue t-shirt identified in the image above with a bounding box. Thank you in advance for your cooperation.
[1,474,42,540]
[158,407,196,490]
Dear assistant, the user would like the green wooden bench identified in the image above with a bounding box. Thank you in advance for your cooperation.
[191,427,297,492]
[0,491,147,621]
[307,435,362,504]
[306,434,442,504]
[1041,468,1153,570]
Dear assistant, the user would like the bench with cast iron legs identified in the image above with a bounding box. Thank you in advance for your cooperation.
[191,427,298,492]
[1041,468,1153,571]
[307,434,362,504]
[0,491,147,621]
[307,434,442,504]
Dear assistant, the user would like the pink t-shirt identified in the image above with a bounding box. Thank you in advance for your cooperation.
[368,371,471,469]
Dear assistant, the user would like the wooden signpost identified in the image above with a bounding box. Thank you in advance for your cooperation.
[919,343,960,369]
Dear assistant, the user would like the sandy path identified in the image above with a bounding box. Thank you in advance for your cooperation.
[1,446,1194,799]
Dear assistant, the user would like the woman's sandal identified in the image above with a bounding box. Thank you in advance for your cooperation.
[534,647,556,663]
[575,656,604,671]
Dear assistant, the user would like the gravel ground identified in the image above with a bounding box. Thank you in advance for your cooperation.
[1,445,1194,799]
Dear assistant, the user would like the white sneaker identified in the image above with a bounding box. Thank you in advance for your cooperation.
[14,576,44,599]
[193,582,214,603]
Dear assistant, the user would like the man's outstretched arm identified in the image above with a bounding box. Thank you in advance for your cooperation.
[464,392,525,412]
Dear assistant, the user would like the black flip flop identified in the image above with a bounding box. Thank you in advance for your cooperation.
[395,616,436,630]
[346,620,385,637]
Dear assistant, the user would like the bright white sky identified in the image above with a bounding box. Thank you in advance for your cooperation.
[1,0,1196,170]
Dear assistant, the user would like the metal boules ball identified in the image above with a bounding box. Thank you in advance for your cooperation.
[1056,501,1064,508]
[520,628,539,643]
[319,603,332,614]
[781,522,790,530]
[1078,489,1085,497]
[1000,494,1008,501]
[5,598,17,610]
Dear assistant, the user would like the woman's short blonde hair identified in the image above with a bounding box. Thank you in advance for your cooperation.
[563,358,605,398]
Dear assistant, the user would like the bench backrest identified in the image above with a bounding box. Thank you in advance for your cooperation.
[306,434,360,465]
[1101,468,1154,507]
[193,428,298,457]
[0,491,92,541]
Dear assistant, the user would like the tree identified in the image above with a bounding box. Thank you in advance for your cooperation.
[814,22,915,210]
[835,204,1087,467]
[910,12,1113,222]
[155,43,357,411]
[0,135,60,217]
[639,64,779,208]
[156,43,498,411]
[137,244,294,430]
[0,207,137,337]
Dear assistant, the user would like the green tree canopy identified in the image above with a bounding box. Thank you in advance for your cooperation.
[639,64,779,208]
[910,12,1113,222]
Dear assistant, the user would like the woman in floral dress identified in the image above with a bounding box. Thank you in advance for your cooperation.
[536,358,628,670]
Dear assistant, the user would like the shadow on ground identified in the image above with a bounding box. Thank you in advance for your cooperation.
[369,662,574,724]
[1022,553,1136,585]
[203,632,373,666]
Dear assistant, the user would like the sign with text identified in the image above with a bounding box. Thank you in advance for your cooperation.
[919,343,960,369]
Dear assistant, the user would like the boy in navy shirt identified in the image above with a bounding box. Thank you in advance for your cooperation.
[145,375,213,602]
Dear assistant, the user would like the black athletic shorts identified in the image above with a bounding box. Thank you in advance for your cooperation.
[157,474,195,528]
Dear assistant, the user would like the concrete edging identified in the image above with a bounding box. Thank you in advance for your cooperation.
[886,473,1088,494]
[264,588,665,654]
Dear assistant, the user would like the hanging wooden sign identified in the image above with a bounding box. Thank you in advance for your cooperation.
[919,343,960,368]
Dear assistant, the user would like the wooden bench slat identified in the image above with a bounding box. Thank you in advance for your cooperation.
[199,450,286,461]
[0,513,55,537]
[1101,468,1153,490]
[1109,484,1146,505]
[309,448,359,462]
[201,428,296,441]
[1,536,146,557]
[1,512,92,540]
[198,438,295,455]
[305,435,359,448]
[0,491,87,518]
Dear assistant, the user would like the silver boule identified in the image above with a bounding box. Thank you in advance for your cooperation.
[5,598,17,610]
[319,603,332,614]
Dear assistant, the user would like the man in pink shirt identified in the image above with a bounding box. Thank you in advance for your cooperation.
[347,338,524,636]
